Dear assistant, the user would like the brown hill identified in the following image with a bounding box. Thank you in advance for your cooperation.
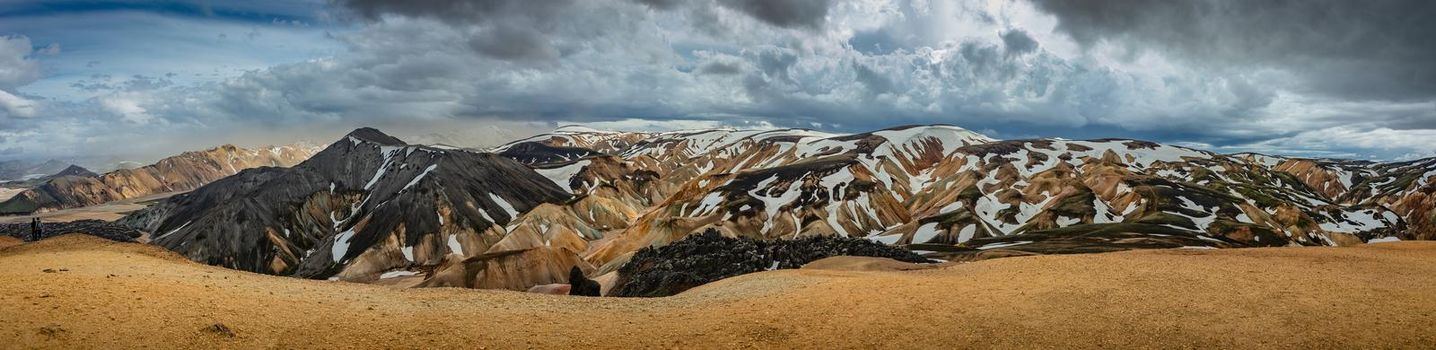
[0,144,318,215]
[2,235,1433,349]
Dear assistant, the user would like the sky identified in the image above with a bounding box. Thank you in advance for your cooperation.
[0,0,1434,165]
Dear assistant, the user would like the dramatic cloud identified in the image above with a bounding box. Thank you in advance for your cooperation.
[338,0,576,24]
[0,36,41,87]
[0,0,1433,162]
[1028,0,1436,101]
[1000,29,1038,56]
[715,0,831,29]
[0,35,41,119]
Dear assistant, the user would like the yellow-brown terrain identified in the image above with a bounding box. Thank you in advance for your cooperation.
[3,234,1433,349]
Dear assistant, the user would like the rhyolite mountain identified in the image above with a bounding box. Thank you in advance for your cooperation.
[489,125,1419,270]
[123,124,1435,294]
[0,144,317,215]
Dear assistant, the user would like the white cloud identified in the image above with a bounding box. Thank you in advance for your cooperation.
[0,35,42,120]
[99,94,153,124]
[0,89,37,118]
[1248,126,1436,160]
[0,35,42,89]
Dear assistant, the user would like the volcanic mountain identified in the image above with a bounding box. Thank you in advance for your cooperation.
[122,128,576,287]
[489,125,1420,270]
[0,144,318,215]
[121,124,1435,294]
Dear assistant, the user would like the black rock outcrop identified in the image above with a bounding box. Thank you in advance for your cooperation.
[568,266,601,296]
[610,229,933,297]
[0,219,140,242]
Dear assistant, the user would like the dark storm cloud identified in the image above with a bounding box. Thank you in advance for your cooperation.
[11,0,1436,161]
[627,0,832,30]
[336,0,575,24]
[1000,29,1038,56]
[697,61,742,75]
[335,0,574,62]
[467,24,559,61]
[337,0,838,67]
[717,0,830,29]
[1028,0,1436,101]
[632,0,683,10]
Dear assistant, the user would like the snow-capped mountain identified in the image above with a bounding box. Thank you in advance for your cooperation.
[123,124,1436,292]
[122,128,576,288]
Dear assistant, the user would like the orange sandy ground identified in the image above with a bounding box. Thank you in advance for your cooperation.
[2,235,1434,349]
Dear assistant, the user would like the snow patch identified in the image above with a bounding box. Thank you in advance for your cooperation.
[332,229,356,263]
[488,193,521,221]
[977,241,1032,250]
[534,160,590,191]
[401,164,439,192]
[911,222,941,244]
[379,270,418,279]
[1368,236,1401,244]
[447,234,465,255]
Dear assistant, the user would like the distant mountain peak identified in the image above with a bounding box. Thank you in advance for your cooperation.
[552,125,619,134]
[345,127,406,146]
[55,165,98,178]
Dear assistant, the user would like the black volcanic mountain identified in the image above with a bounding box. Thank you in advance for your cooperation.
[49,165,100,178]
[497,141,602,166]
[122,128,572,279]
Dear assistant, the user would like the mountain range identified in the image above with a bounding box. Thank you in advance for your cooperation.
[0,144,319,215]
[0,159,73,182]
[114,124,1435,293]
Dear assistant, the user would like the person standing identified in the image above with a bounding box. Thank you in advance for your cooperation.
[30,218,42,241]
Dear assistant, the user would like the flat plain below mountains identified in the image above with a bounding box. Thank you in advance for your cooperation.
[2,235,1432,349]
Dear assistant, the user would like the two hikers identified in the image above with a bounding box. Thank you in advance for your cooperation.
[28,217,42,241]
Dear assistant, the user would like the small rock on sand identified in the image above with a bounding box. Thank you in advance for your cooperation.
[201,323,236,338]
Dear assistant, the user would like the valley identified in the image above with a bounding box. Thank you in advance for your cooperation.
[0,192,179,225]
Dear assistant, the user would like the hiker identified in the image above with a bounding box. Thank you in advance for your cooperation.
[30,218,43,241]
